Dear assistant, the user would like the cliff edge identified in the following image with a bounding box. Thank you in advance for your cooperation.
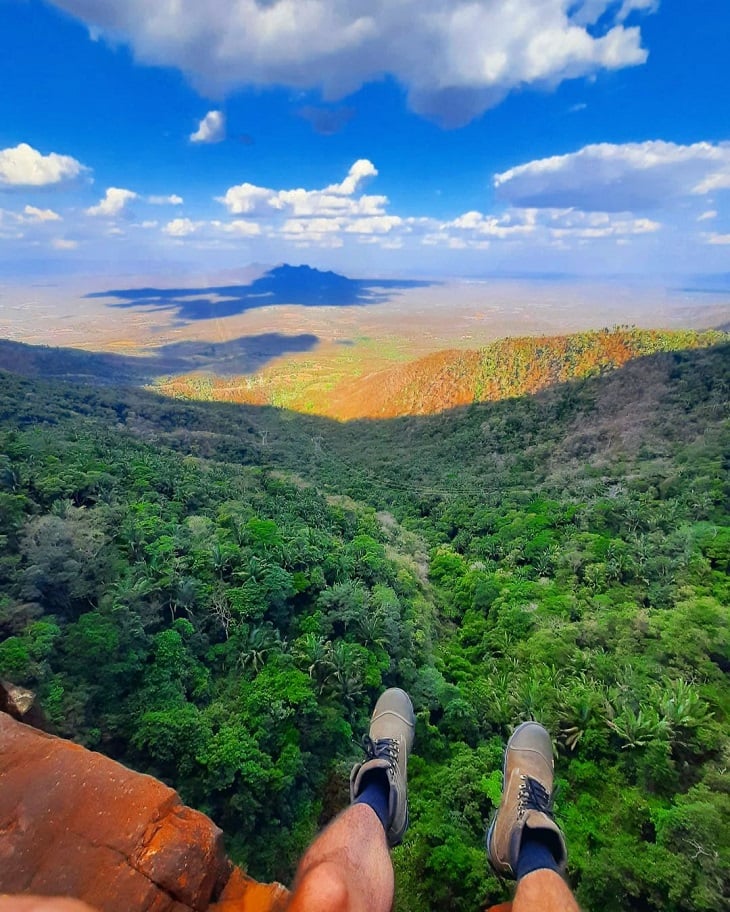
[0,709,289,912]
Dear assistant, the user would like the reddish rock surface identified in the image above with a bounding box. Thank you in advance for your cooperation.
[0,713,289,912]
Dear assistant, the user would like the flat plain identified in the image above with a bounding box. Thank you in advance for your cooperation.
[2,271,729,416]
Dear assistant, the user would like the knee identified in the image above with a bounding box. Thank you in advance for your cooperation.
[289,861,350,912]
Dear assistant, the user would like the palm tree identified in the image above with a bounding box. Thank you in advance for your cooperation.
[237,624,283,673]
[607,706,670,749]
[323,641,364,706]
[558,675,604,752]
[657,679,712,746]
[171,576,199,622]
[293,633,329,683]
[355,611,387,650]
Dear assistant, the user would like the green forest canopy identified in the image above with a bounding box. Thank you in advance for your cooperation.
[0,338,728,911]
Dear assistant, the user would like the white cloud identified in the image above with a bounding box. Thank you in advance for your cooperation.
[0,142,85,187]
[166,161,393,248]
[434,206,661,248]
[218,183,275,216]
[617,1,660,23]
[86,187,138,217]
[280,218,345,248]
[494,141,730,211]
[48,1,656,126]
[217,160,385,219]
[446,209,540,239]
[163,217,199,237]
[571,0,658,27]
[705,233,730,246]
[693,170,730,195]
[548,212,661,238]
[22,205,62,222]
[325,159,378,195]
[148,194,184,205]
[207,157,670,254]
[344,215,403,234]
[211,219,262,236]
[190,110,225,143]
[278,188,388,218]
[697,210,717,222]
[281,217,345,237]
[51,238,79,250]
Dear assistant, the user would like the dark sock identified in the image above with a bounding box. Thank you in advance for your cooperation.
[353,769,391,832]
[516,828,561,880]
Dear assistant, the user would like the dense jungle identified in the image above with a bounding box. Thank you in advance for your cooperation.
[0,336,728,912]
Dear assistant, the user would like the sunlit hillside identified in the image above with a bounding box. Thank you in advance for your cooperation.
[151,327,728,419]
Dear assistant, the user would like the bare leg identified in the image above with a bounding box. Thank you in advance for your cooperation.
[286,803,394,912]
[0,900,98,912]
[513,869,580,912]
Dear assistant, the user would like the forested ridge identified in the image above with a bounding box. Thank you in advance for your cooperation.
[151,326,728,419]
[0,340,728,911]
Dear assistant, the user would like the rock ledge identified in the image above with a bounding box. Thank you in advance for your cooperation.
[0,713,288,912]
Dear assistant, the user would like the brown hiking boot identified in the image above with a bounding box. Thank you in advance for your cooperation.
[486,721,567,878]
[350,687,415,847]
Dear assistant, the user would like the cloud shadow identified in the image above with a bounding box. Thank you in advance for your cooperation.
[87,264,435,323]
[0,332,321,386]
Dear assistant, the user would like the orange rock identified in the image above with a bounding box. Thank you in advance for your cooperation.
[210,870,289,912]
[0,714,287,912]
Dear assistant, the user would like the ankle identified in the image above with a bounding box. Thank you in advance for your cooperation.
[352,768,391,832]
[515,828,563,880]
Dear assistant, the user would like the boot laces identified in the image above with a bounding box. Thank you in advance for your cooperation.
[362,735,399,771]
[517,775,554,818]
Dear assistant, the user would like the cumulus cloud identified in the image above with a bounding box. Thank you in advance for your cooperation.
[428,206,661,248]
[86,187,138,216]
[445,209,540,239]
[176,157,671,253]
[22,205,62,222]
[190,110,225,143]
[494,141,730,211]
[218,183,274,216]
[49,1,655,126]
[163,217,200,236]
[217,160,385,219]
[159,160,406,248]
[0,142,85,187]
[148,193,184,205]
[51,238,79,250]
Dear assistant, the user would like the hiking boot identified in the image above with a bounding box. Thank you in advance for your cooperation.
[486,721,567,878]
[350,687,415,847]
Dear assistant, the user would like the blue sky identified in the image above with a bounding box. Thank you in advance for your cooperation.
[1,0,728,279]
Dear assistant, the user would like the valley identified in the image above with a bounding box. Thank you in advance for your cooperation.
[0,333,728,912]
